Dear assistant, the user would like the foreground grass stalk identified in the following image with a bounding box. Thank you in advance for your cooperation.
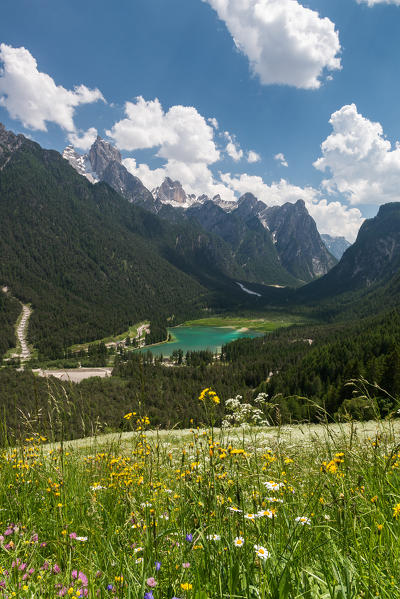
[0,396,399,597]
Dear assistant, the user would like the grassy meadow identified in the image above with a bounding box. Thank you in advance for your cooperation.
[182,314,308,333]
[1,393,400,598]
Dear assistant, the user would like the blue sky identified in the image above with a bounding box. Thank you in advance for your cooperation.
[1,0,400,240]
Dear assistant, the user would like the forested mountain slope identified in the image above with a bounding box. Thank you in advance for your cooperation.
[0,130,209,357]
[301,202,400,299]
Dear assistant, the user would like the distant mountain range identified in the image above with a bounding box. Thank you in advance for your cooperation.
[63,136,341,284]
[320,234,351,260]
[6,123,400,360]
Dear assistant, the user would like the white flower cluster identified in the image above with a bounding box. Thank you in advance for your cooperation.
[221,393,271,428]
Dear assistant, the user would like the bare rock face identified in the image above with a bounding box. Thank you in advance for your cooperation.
[0,123,24,168]
[101,160,156,211]
[153,177,188,205]
[62,136,156,210]
[260,200,337,282]
[321,234,351,260]
[62,146,98,183]
[312,202,400,294]
[212,194,237,212]
[88,137,122,178]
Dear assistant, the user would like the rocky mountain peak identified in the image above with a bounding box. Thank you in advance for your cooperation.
[261,200,337,281]
[238,192,258,205]
[0,122,25,168]
[321,234,351,260]
[295,198,306,209]
[88,137,122,178]
[236,193,266,218]
[153,177,188,205]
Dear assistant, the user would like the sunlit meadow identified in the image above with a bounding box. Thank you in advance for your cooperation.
[1,388,400,598]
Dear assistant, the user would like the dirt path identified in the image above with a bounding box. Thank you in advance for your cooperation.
[16,304,32,361]
[2,287,33,364]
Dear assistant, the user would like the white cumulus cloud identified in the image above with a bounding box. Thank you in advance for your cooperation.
[68,127,98,151]
[274,152,288,167]
[208,117,219,129]
[220,173,363,241]
[0,44,104,132]
[109,97,238,200]
[247,150,261,163]
[357,0,400,5]
[314,103,400,205]
[106,96,219,164]
[224,132,243,162]
[203,0,341,89]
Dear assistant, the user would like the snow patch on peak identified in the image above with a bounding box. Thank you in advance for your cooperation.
[62,146,99,184]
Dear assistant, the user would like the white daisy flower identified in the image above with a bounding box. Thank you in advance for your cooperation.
[264,497,283,503]
[257,510,275,519]
[228,506,242,513]
[206,534,221,541]
[295,516,311,525]
[234,536,244,547]
[263,481,285,492]
[254,545,271,560]
[244,513,257,520]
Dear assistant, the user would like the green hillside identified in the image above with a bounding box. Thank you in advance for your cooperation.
[0,138,207,357]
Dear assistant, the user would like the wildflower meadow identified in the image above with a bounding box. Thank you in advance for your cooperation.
[0,388,400,598]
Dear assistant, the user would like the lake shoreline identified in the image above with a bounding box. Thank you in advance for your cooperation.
[136,324,264,358]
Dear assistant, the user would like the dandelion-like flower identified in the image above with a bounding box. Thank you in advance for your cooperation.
[123,412,136,420]
[393,503,400,518]
[254,545,271,560]
[199,388,220,404]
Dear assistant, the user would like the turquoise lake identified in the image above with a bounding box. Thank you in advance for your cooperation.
[138,326,264,358]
